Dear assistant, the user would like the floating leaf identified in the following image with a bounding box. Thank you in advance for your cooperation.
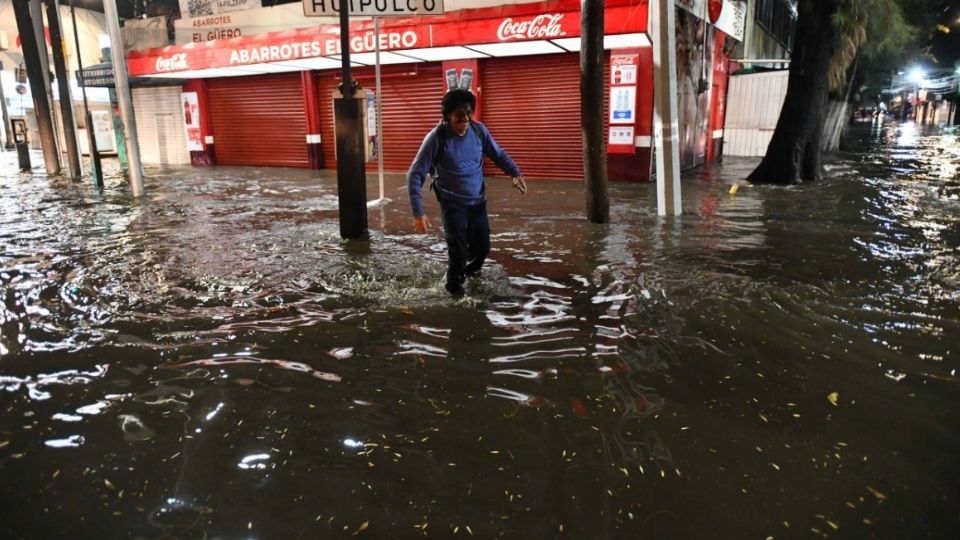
[827,392,839,406]
[866,486,887,501]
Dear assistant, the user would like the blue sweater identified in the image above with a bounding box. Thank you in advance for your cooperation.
[407,121,522,217]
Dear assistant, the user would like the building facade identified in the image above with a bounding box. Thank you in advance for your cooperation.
[123,0,744,179]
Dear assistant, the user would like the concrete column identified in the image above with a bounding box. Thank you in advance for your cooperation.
[651,0,682,216]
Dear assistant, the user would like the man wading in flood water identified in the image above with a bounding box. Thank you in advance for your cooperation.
[407,89,527,296]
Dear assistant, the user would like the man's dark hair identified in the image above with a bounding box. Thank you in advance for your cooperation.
[441,89,476,117]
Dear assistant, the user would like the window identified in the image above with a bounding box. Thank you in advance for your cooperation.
[755,0,798,52]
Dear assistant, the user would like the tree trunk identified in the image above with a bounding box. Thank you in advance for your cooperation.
[822,52,859,152]
[748,0,838,184]
[821,99,850,151]
[581,0,608,223]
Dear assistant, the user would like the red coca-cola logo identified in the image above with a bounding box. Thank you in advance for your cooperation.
[708,0,723,23]
[497,14,566,41]
[155,53,189,72]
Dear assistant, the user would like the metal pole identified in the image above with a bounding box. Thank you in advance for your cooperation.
[651,0,682,216]
[12,0,61,175]
[334,0,368,239]
[69,0,102,188]
[340,3,352,92]
[0,62,14,150]
[46,0,81,179]
[374,16,385,202]
[103,0,144,196]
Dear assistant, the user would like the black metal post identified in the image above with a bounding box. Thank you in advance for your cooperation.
[46,0,81,179]
[69,0,102,188]
[335,1,368,239]
[12,0,61,175]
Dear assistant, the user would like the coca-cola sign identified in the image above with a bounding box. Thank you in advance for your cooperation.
[155,53,189,72]
[497,14,566,42]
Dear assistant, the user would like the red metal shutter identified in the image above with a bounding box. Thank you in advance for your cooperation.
[318,64,442,172]
[481,53,595,180]
[207,73,308,168]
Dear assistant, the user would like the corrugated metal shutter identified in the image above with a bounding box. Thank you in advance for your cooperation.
[208,73,307,167]
[318,64,442,172]
[132,86,190,165]
[723,70,788,157]
[481,53,603,180]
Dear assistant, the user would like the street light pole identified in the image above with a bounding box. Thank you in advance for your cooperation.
[103,0,144,196]
[69,0,102,188]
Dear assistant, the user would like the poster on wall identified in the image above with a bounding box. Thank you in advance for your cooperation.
[609,126,634,146]
[610,86,637,124]
[181,92,203,152]
[608,51,642,154]
[675,7,707,169]
[612,57,638,85]
[366,91,377,162]
[441,59,481,118]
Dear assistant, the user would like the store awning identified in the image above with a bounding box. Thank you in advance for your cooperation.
[127,0,650,79]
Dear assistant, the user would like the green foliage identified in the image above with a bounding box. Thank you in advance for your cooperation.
[828,0,918,93]
[824,0,953,102]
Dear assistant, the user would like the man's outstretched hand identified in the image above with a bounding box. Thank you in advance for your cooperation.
[413,215,431,233]
[512,176,527,194]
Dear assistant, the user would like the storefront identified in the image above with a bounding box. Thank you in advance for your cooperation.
[132,86,192,165]
[208,73,310,167]
[126,0,738,181]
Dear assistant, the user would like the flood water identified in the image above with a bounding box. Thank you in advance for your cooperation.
[1,121,958,539]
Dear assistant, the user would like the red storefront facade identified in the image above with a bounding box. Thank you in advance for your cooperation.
[128,0,731,182]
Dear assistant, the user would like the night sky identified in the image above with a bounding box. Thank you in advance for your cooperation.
[930,1,960,66]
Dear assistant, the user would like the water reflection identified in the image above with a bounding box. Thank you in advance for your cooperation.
[1,125,958,538]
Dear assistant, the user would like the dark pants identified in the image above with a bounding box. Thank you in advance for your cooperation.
[440,201,490,292]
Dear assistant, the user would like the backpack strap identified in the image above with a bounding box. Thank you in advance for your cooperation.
[432,120,484,177]
[429,121,447,181]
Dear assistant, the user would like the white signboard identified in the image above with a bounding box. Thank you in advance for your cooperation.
[715,0,746,41]
[180,0,263,19]
[609,86,637,124]
[609,126,634,145]
[181,92,203,152]
[303,0,444,17]
[611,63,637,85]
[175,3,322,44]
[122,17,169,51]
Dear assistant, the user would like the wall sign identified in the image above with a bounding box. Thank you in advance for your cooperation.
[303,0,444,17]
[610,86,637,123]
[609,126,634,145]
[130,3,646,76]
[181,92,203,152]
[608,51,641,155]
[180,0,262,19]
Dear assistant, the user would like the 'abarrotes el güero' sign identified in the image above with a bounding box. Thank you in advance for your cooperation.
[303,0,444,17]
